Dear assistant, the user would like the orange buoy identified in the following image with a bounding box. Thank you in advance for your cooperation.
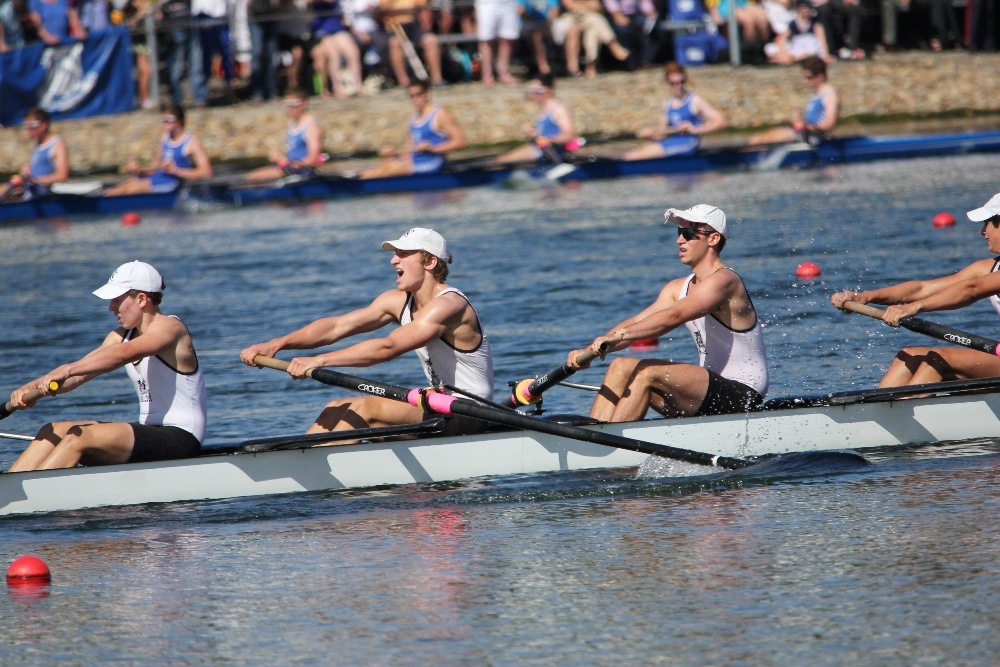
[630,338,659,350]
[6,555,51,584]
[121,211,141,226]
[795,262,821,279]
[932,212,956,228]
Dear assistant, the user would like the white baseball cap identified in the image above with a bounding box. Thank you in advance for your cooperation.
[381,228,453,264]
[93,261,164,299]
[967,193,1000,222]
[664,204,728,238]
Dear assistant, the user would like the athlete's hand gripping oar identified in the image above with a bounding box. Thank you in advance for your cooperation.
[0,381,62,421]
[840,301,1000,355]
[253,355,754,470]
[505,348,599,408]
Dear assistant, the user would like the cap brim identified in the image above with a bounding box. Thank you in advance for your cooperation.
[381,239,423,252]
[93,284,129,299]
[967,207,995,222]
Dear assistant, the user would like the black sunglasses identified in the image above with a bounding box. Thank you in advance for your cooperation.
[677,226,709,241]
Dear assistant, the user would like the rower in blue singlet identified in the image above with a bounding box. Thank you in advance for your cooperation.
[497,74,578,165]
[245,92,326,183]
[747,56,839,147]
[359,81,467,179]
[105,104,213,196]
[624,62,728,161]
[4,107,70,202]
[831,192,1000,388]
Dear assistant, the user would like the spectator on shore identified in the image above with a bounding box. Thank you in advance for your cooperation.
[345,0,390,84]
[117,0,153,109]
[553,0,630,78]
[811,0,863,59]
[764,0,834,64]
[381,0,445,86]
[881,0,963,51]
[77,0,110,34]
[707,0,770,55]
[28,0,83,45]
[476,0,520,85]
[747,55,837,146]
[517,0,559,76]
[276,0,311,93]
[160,0,202,106]
[310,0,364,97]
[603,0,658,69]
[105,105,213,195]
[192,0,235,106]
[968,0,995,51]
[249,0,281,102]
[0,0,26,51]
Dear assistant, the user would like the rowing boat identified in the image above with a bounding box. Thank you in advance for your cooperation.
[3,375,999,516]
[3,129,1000,224]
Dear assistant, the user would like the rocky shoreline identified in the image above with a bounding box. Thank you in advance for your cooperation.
[3,51,999,174]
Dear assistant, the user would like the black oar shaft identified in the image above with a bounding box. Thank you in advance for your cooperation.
[254,356,751,470]
[842,301,1000,355]
[505,349,598,407]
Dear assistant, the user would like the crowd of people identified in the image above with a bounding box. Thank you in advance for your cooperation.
[0,0,994,110]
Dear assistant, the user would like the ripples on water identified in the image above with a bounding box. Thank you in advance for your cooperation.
[2,155,1000,664]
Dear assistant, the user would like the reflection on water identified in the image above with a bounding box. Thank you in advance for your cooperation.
[1,154,1000,663]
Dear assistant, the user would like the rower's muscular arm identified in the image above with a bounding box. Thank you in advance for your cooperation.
[832,259,994,309]
[427,108,467,154]
[286,292,466,375]
[691,95,728,135]
[883,268,1000,325]
[240,291,402,364]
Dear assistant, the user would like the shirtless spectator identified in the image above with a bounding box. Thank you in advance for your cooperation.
[381,0,444,86]
[553,0,629,78]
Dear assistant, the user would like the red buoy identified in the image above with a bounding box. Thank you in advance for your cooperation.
[6,555,51,584]
[630,338,659,350]
[121,211,141,226]
[9,175,23,187]
[795,262,821,279]
[932,212,956,228]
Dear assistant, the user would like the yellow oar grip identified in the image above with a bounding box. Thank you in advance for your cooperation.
[48,381,61,392]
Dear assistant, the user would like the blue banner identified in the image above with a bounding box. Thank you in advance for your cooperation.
[0,26,135,126]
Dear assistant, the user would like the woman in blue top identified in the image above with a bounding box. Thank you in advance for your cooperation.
[747,56,838,146]
[2,107,70,203]
[105,105,213,196]
[360,80,468,179]
[624,62,728,161]
[497,73,577,164]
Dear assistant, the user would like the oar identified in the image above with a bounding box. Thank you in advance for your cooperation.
[841,301,1000,355]
[252,355,754,470]
[505,349,598,408]
[0,381,61,421]
[0,432,33,441]
[389,20,430,82]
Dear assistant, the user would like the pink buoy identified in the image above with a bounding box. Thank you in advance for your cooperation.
[796,262,821,279]
[630,338,659,350]
[121,211,141,226]
[932,212,956,228]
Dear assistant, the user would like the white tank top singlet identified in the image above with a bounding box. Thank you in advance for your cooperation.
[679,270,769,397]
[400,287,495,400]
[123,317,208,442]
[989,257,1000,317]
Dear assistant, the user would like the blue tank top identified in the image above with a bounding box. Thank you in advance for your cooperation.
[666,93,704,130]
[804,89,831,126]
[149,133,195,191]
[30,136,61,180]
[29,0,71,42]
[535,103,566,144]
[410,107,448,174]
[285,119,313,163]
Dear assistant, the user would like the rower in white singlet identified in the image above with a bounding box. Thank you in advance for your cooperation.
[832,192,1000,388]
[568,204,770,422]
[241,227,495,437]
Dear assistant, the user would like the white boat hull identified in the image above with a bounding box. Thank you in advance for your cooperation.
[3,382,1000,516]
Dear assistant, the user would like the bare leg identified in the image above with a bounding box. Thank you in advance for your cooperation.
[496,38,516,82]
[564,22,581,75]
[420,33,443,85]
[9,421,135,472]
[590,357,710,421]
[880,346,1000,387]
[623,141,667,161]
[479,38,496,84]
[388,36,410,86]
[104,178,154,196]
[334,31,363,96]
[310,41,330,95]
[307,396,425,434]
[530,30,551,74]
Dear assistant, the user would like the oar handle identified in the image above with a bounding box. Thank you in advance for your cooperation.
[253,355,292,373]
[841,300,1000,356]
[505,348,600,408]
[0,381,61,421]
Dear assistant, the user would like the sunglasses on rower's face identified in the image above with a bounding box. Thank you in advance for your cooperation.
[528,86,548,95]
[23,121,42,129]
[677,226,710,241]
[284,99,303,108]
[161,115,178,124]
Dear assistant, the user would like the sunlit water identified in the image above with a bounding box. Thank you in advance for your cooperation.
[2,155,1000,664]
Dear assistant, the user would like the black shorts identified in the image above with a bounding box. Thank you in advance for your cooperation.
[695,370,764,417]
[128,424,202,463]
[423,413,487,437]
